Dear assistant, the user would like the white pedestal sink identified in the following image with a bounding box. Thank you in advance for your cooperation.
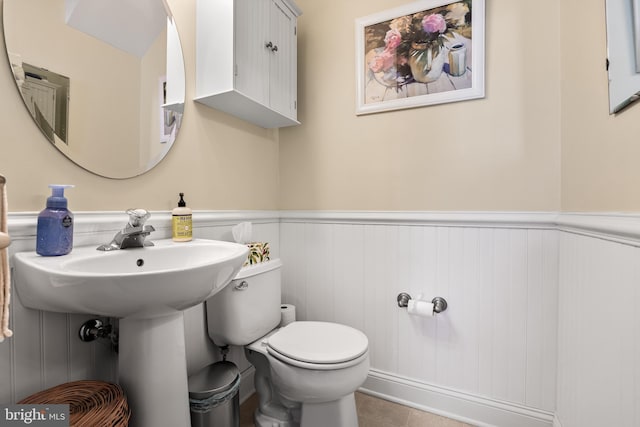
[13,238,249,427]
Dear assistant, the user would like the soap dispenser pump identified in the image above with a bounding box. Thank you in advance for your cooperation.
[36,184,74,256]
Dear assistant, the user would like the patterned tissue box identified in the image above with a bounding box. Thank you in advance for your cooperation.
[244,242,270,266]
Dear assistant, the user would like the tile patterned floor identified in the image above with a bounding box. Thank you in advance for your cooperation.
[240,391,475,427]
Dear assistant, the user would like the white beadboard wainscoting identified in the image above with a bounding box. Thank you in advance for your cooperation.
[0,211,281,404]
[1,210,639,427]
[280,212,559,427]
[556,231,640,427]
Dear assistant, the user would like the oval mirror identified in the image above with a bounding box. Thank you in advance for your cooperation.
[605,0,640,114]
[2,0,185,178]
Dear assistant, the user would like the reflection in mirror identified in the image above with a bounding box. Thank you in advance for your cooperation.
[2,0,186,178]
[19,63,70,144]
[605,0,640,114]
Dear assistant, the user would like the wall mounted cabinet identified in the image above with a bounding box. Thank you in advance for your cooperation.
[195,0,301,128]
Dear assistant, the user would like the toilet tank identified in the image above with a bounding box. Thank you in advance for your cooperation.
[205,259,282,346]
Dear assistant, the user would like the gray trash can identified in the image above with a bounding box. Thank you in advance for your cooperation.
[188,361,241,427]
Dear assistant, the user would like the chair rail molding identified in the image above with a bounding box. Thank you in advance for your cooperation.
[280,210,640,246]
[9,210,640,244]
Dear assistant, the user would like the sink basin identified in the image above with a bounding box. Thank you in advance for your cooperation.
[12,238,249,318]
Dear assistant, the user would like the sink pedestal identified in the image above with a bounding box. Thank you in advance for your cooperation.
[119,313,191,427]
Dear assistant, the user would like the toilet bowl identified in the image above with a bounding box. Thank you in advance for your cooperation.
[205,259,370,427]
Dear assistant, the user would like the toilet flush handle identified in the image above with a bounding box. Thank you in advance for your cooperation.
[234,280,249,291]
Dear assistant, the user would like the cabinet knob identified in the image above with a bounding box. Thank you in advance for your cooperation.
[265,41,278,52]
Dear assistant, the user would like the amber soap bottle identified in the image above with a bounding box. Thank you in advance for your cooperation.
[172,193,192,242]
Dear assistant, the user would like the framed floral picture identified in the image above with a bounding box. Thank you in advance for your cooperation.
[355,0,484,115]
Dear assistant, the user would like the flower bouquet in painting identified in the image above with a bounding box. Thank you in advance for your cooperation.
[364,0,473,91]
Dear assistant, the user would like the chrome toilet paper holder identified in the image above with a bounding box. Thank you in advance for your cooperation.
[397,293,448,314]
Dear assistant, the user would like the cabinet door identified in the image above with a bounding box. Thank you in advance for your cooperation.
[268,0,296,117]
[234,0,270,106]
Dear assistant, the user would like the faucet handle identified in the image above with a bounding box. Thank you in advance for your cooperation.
[126,208,151,227]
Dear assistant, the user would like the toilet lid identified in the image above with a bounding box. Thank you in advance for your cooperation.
[267,321,368,364]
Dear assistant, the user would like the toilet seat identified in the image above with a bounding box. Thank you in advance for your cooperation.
[267,346,369,370]
[266,321,369,370]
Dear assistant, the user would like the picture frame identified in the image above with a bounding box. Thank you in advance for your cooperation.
[633,0,640,73]
[605,0,640,113]
[355,0,485,115]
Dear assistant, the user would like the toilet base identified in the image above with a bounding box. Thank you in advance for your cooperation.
[254,408,296,427]
[300,393,359,427]
[253,393,358,427]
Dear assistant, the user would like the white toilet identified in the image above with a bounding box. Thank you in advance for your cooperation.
[205,259,370,427]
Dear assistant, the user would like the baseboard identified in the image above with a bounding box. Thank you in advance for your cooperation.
[361,369,554,427]
[238,366,555,427]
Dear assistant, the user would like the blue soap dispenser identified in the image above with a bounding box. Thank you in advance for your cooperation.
[36,184,74,256]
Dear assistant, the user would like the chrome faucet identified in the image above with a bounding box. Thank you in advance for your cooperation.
[97,209,155,251]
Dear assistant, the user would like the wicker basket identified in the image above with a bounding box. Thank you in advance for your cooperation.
[18,380,131,426]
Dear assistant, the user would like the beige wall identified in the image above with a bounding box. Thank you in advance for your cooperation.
[560,0,640,212]
[0,0,280,212]
[279,0,561,211]
[2,0,637,214]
